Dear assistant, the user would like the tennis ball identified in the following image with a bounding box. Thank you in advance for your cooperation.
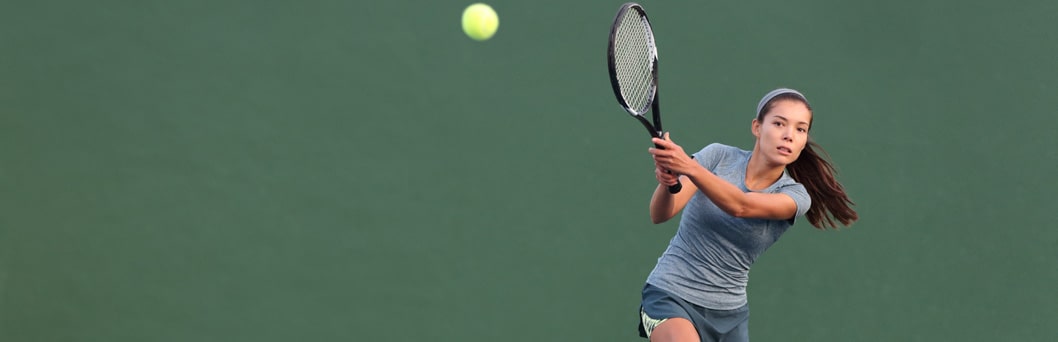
[462,3,499,41]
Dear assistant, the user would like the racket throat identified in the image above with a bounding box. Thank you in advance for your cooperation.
[635,115,662,139]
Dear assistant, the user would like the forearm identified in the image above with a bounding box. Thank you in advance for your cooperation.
[649,183,676,224]
[684,165,748,217]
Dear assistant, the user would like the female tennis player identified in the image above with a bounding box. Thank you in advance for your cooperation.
[638,88,858,342]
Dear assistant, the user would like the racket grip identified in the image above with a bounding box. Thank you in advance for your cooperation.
[654,142,682,194]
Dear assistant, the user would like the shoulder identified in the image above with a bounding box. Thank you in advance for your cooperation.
[775,172,812,217]
[694,143,746,158]
[693,143,749,172]
[701,143,741,153]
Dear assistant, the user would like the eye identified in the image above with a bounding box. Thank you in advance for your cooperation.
[797,127,808,133]
[773,121,783,127]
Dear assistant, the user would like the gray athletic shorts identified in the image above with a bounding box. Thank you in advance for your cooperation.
[638,283,750,342]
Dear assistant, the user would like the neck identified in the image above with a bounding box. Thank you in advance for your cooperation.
[745,147,786,191]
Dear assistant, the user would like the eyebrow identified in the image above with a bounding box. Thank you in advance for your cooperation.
[772,115,810,126]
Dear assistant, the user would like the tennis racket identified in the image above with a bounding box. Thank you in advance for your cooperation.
[607,2,681,194]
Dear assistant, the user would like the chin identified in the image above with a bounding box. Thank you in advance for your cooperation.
[774,154,798,166]
[765,155,787,166]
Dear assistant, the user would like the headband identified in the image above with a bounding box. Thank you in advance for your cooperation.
[756,88,808,118]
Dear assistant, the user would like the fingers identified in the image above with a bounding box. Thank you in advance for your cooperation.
[655,166,678,186]
[651,135,680,151]
[649,147,673,169]
[654,161,678,185]
[651,146,692,176]
[649,134,689,177]
[649,146,676,160]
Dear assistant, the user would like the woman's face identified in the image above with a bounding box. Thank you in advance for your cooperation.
[753,99,812,166]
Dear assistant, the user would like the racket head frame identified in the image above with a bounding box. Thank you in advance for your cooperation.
[607,3,662,138]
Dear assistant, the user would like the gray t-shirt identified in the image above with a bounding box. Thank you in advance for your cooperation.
[646,143,812,310]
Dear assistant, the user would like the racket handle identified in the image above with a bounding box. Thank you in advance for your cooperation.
[654,142,683,194]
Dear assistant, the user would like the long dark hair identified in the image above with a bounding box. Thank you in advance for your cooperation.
[758,93,858,229]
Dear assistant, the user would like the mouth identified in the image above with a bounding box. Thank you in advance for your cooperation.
[777,146,793,155]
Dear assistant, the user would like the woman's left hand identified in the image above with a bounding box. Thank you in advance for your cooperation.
[649,133,698,175]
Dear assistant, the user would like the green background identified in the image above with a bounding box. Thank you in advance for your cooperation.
[2,0,1056,341]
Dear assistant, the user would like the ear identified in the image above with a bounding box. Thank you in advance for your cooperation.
[751,119,761,138]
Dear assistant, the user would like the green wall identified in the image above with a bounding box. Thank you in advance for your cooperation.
[2,0,1056,340]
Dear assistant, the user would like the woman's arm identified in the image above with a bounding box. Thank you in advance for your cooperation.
[649,174,698,224]
[681,164,797,219]
[650,137,797,220]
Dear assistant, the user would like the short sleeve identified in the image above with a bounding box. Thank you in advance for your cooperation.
[780,183,812,224]
[692,143,728,172]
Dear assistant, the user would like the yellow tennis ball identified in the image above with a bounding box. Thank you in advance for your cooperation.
[462,3,499,41]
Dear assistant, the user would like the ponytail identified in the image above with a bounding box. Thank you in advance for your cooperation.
[786,140,858,229]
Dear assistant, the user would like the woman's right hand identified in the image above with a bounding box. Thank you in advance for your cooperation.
[655,161,679,186]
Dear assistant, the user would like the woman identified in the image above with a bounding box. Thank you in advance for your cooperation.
[638,88,858,342]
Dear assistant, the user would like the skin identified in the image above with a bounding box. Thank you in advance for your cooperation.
[643,99,813,341]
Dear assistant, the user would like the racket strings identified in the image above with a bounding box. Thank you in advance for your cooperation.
[613,12,656,114]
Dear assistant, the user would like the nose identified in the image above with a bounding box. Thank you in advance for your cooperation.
[783,127,794,142]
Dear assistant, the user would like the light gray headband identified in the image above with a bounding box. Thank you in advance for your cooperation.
[756,88,808,118]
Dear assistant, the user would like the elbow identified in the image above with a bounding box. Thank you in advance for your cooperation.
[719,196,751,218]
[649,209,671,224]
[723,206,749,218]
